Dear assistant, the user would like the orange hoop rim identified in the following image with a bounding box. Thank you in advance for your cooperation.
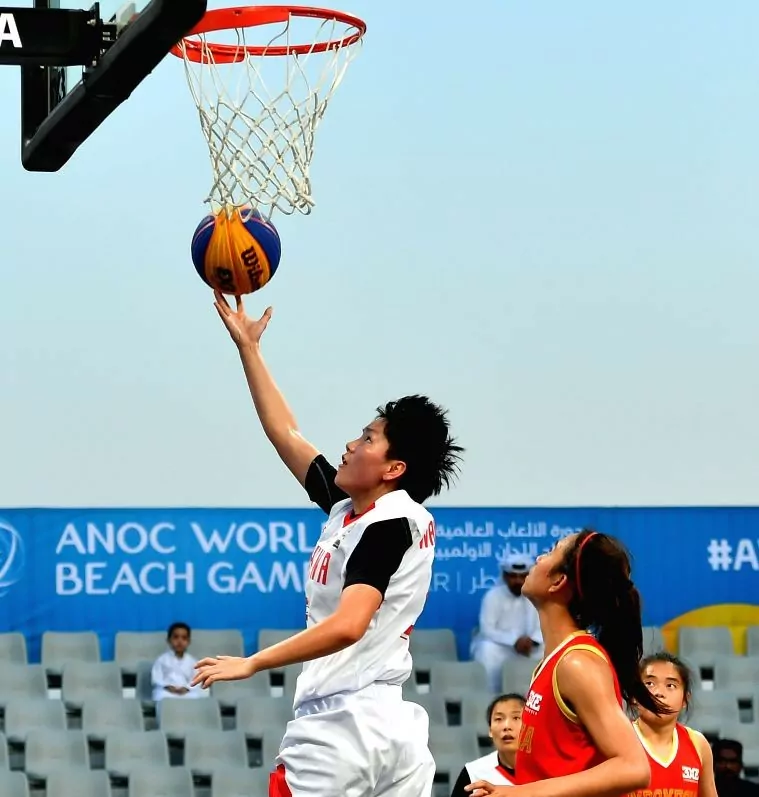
[170,5,366,63]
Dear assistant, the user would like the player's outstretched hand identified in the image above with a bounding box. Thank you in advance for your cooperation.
[191,655,256,688]
[213,290,273,349]
[465,781,509,796]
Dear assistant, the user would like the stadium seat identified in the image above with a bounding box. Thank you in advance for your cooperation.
[46,769,111,797]
[104,730,169,778]
[114,632,167,677]
[190,629,245,659]
[236,696,294,740]
[281,663,304,696]
[61,662,123,709]
[257,629,300,650]
[0,634,27,665]
[0,771,29,797]
[405,692,448,726]
[212,766,271,797]
[24,729,88,780]
[428,725,480,763]
[128,766,194,797]
[82,697,144,740]
[687,690,741,735]
[720,722,759,751]
[460,692,497,730]
[41,632,101,676]
[430,662,488,700]
[410,629,458,662]
[678,626,734,660]
[184,730,248,776]
[434,753,465,783]
[501,658,536,696]
[642,626,665,655]
[211,674,271,708]
[5,697,66,743]
[158,697,222,741]
[714,655,759,694]
[747,626,759,658]
[0,731,8,769]
[134,661,154,704]
[0,665,47,710]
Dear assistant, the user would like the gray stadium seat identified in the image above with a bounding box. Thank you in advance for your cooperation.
[433,752,465,780]
[743,746,759,769]
[0,665,47,710]
[678,626,734,659]
[114,632,167,677]
[642,626,665,656]
[236,697,294,739]
[0,633,27,664]
[428,725,480,763]
[687,690,740,735]
[0,731,8,769]
[460,692,498,729]
[720,722,759,750]
[501,658,536,696]
[190,629,245,659]
[158,697,222,741]
[430,662,488,700]
[0,771,29,797]
[82,697,144,740]
[405,693,448,727]
[184,730,248,776]
[128,766,194,797]
[714,655,759,693]
[211,674,271,707]
[262,733,284,771]
[61,662,123,709]
[747,626,759,658]
[104,730,169,778]
[46,770,111,797]
[4,697,66,743]
[281,663,304,696]
[41,632,101,676]
[410,629,458,662]
[24,729,88,780]
[135,661,155,704]
[212,766,271,797]
[257,629,300,650]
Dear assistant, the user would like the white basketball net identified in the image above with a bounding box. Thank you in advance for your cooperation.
[175,13,363,220]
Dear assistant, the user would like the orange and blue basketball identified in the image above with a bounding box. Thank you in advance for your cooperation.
[191,206,281,295]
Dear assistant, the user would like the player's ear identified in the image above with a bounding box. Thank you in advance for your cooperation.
[382,460,406,483]
[547,570,568,595]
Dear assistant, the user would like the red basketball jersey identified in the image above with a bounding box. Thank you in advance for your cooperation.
[629,722,702,797]
[516,630,623,783]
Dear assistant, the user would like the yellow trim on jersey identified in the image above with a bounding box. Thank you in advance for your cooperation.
[551,643,609,724]
[633,720,679,768]
[684,725,706,764]
[531,630,590,685]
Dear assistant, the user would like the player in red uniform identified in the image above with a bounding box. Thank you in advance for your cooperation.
[630,652,717,797]
[466,529,665,797]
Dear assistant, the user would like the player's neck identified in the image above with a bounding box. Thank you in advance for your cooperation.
[635,717,678,748]
[537,605,581,657]
[349,485,396,516]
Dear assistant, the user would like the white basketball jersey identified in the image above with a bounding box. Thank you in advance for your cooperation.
[293,489,436,709]
[465,751,515,786]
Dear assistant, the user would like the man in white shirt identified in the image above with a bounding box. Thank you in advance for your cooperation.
[471,553,543,692]
[151,622,207,702]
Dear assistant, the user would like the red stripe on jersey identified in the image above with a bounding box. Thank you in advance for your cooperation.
[269,765,292,797]
[400,624,414,639]
[343,502,376,527]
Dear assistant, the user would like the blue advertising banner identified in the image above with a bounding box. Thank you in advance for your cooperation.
[0,507,758,662]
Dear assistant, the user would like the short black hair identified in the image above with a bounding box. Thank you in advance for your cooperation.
[487,693,525,724]
[376,395,463,503]
[167,622,191,639]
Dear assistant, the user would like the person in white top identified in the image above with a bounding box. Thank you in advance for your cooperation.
[191,293,464,797]
[450,693,524,797]
[470,553,543,692]
[151,622,207,702]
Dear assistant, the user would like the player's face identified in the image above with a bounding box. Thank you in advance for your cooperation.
[334,418,405,497]
[637,661,686,726]
[489,698,523,764]
[521,533,576,602]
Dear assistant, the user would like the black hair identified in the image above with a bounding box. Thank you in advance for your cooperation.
[487,692,526,724]
[558,529,669,716]
[639,651,694,715]
[376,395,463,503]
[167,622,191,639]
[714,739,743,759]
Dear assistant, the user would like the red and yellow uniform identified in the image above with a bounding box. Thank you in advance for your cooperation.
[516,630,623,783]
[629,722,702,797]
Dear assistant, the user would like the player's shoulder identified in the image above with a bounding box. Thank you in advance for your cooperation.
[366,491,432,538]
[681,724,709,759]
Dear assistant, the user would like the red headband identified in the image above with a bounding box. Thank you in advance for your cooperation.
[575,531,598,600]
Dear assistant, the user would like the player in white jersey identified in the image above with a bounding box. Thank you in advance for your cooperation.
[192,293,464,797]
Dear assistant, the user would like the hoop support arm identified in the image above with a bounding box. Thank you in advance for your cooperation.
[0,4,116,66]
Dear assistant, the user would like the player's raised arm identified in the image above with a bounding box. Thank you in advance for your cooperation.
[213,291,319,487]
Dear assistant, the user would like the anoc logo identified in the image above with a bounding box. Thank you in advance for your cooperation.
[0,520,25,597]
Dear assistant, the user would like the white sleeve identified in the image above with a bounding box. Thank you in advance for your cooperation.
[151,654,167,688]
[479,588,519,647]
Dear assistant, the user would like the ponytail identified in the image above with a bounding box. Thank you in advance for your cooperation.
[562,529,669,716]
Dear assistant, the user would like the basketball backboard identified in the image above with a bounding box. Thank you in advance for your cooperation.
[12,0,206,171]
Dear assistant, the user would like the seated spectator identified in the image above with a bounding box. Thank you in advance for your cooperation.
[714,739,759,797]
[470,552,543,692]
[151,622,207,702]
[450,693,524,796]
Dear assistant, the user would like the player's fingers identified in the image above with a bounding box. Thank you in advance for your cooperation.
[234,294,245,315]
[214,290,231,312]
[260,306,273,326]
[194,658,218,669]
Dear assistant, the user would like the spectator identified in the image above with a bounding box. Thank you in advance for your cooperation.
[449,692,524,796]
[713,739,759,797]
[470,552,543,692]
[151,622,207,702]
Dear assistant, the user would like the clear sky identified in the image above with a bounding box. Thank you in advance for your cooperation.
[2,0,759,509]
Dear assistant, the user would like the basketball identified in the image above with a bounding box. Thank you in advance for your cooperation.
[191,206,281,295]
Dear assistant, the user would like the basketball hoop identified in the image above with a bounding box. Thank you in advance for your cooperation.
[170,5,366,220]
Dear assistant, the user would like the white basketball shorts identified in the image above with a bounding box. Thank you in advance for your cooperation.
[269,683,435,797]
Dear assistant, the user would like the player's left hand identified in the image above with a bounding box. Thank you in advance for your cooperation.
[465,781,511,796]
[191,655,256,688]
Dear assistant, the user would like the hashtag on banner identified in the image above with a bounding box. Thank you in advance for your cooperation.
[707,539,733,571]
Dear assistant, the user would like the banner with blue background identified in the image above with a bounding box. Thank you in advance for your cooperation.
[1,507,758,662]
